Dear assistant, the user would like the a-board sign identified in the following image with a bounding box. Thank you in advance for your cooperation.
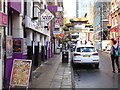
[10,59,32,87]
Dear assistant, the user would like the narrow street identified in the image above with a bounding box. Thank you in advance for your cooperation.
[72,51,119,89]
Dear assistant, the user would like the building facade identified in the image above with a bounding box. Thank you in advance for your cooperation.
[109,0,120,46]
[93,1,110,50]
[0,0,63,89]
[0,0,8,89]
[76,0,92,18]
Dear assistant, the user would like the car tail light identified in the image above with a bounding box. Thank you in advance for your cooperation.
[93,60,98,61]
[92,53,98,55]
[74,53,81,56]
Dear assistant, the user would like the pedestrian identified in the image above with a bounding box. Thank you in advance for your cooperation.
[110,39,120,73]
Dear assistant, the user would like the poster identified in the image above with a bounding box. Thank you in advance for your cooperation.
[23,38,27,54]
[6,36,13,58]
[13,39,22,52]
[10,59,32,87]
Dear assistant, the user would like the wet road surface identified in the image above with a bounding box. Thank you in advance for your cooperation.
[72,51,119,89]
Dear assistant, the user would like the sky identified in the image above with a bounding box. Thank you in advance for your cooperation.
[63,0,94,22]
[63,0,76,21]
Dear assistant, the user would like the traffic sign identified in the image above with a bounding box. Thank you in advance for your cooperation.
[40,9,54,24]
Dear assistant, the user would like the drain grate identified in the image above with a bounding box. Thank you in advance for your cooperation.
[32,72,42,79]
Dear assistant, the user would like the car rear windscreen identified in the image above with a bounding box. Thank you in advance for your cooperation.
[77,47,95,52]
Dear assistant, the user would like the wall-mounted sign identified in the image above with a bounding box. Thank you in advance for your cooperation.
[6,36,13,59]
[10,59,32,87]
[47,5,57,12]
[53,28,60,35]
[13,39,22,53]
[55,16,63,26]
[0,12,8,26]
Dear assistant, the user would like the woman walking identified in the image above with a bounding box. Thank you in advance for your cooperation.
[110,39,120,73]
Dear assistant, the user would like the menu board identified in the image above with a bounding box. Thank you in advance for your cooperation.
[13,39,22,53]
[6,36,13,58]
[10,59,32,87]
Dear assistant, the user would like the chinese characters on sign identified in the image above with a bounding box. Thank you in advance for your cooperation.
[10,59,32,87]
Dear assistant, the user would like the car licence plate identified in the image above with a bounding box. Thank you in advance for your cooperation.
[83,55,90,57]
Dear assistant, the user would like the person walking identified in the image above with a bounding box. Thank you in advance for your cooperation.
[110,39,120,73]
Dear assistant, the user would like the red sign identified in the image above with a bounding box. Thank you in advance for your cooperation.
[108,15,112,25]
[0,12,8,26]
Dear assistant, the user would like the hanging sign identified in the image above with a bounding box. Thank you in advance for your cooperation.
[40,9,54,24]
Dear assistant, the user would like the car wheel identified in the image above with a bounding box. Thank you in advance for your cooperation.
[95,63,99,69]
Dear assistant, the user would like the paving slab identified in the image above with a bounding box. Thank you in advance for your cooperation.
[29,51,72,89]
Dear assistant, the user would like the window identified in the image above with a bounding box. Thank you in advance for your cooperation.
[77,47,95,52]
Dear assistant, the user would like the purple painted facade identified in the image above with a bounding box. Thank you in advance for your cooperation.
[6,58,13,88]
[47,5,58,12]
[8,0,21,13]
[13,53,27,59]
[6,38,27,88]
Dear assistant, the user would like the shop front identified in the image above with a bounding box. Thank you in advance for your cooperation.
[0,12,8,89]
[6,1,22,88]
[110,26,118,40]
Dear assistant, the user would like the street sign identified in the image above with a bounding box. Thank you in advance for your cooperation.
[40,9,54,24]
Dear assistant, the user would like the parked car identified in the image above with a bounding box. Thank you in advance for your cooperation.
[72,45,99,69]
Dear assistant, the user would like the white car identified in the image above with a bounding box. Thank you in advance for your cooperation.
[72,45,99,69]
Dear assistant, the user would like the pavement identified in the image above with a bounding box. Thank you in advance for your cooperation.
[28,50,74,89]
